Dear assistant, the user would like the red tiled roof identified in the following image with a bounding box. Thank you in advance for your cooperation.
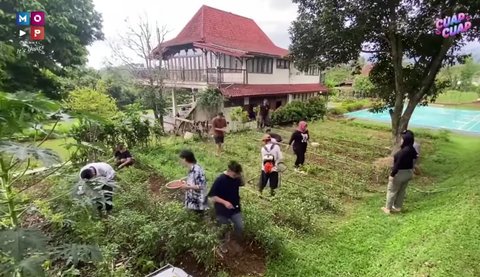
[157,5,289,58]
[219,84,329,98]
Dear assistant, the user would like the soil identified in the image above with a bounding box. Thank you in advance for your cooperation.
[175,239,266,277]
[216,239,267,277]
[148,174,166,195]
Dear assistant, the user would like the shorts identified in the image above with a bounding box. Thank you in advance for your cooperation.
[214,136,224,144]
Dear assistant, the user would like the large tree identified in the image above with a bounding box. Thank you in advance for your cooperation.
[0,0,103,98]
[290,0,480,143]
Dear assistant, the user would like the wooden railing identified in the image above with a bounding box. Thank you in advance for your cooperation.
[165,67,247,84]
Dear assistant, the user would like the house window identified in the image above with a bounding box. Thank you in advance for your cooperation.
[304,66,320,76]
[276,59,290,69]
[247,58,273,74]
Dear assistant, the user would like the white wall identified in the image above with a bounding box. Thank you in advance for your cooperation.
[289,67,321,84]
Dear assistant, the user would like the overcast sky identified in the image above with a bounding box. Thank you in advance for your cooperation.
[87,0,297,69]
[87,0,479,69]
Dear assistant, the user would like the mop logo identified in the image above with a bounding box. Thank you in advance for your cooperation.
[435,13,472,38]
[15,11,46,41]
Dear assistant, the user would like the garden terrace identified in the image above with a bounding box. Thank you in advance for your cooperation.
[20,119,478,277]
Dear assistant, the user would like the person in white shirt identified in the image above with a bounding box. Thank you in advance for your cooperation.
[79,162,116,212]
[259,134,283,196]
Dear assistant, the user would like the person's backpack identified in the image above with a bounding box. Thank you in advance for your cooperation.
[262,144,276,173]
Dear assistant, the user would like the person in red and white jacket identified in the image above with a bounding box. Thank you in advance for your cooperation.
[259,134,283,196]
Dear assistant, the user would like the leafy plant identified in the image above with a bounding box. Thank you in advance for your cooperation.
[64,88,119,121]
[229,107,249,123]
[271,97,327,125]
[197,87,223,112]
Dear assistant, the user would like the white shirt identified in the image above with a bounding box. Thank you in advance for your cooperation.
[80,162,115,181]
[261,143,283,171]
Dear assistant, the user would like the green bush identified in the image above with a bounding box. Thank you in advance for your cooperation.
[230,107,249,123]
[271,97,327,125]
[328,107,348,115]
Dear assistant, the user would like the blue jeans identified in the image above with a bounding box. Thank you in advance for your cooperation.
[217,212,244,237]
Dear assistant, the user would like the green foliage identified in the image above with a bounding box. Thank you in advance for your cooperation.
[0,92,60,138]
[229,107,249,123]
[271,97,327,125]
[325,64,355,85]
[328,107,348,115]
[197,87,223,112]
[68,105,152,164]
[65,88,119,120]
[0,229,48,277]
[0,0,103,98]
[290,0,480,135]
[352,75,375,97]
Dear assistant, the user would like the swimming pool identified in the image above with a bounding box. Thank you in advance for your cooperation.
[346,106,480,134]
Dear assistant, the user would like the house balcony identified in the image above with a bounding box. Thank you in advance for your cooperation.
[163,67,247,87]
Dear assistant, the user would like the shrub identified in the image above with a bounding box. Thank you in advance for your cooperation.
[328,107,347,115]
[271,97,327,125]
[65,88,119,120]
[229,107,249,123]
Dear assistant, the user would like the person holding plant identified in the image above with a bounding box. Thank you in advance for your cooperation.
[179,150,208,214]
[208,161,245,251]
[114,144,134,169]
[382,130,418,214]
[211,112,227,156]
[79,162,116,212]
[259,134,283,196]
[287,121,310,173]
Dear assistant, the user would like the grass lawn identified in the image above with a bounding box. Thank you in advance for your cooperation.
[435,90,479,107]
[134,119,479,276]
[267,134,480,276]
[39,137,74,161]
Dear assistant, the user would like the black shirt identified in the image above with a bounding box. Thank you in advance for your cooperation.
[208,173,243,217]
[391,146,418,177]
[115,150,132,160]
[260,104,269,117]
[288,130,309,151]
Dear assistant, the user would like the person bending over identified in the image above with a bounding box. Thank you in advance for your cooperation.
[79,162,116,212]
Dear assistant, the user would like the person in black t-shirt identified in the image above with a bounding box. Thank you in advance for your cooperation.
[382,130,418,214]
[287,121,309,172]
[208,161,244,242]
[114,144,134,169]
[259,99,270,129]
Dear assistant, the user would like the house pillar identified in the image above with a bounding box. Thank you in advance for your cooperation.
[172,88,177,119]
[244,97,250,106]
[288,94,294,103]
[192,88,196,103]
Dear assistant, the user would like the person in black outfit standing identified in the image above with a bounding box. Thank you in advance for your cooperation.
[259,99,270,129]
[208,161,245,252]
[382,130,418,214]
[288,121,309,172]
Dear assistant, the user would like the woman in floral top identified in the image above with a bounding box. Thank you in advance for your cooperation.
[179,150,208,214]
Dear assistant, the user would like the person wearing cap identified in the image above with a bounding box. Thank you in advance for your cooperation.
[211,112,228,156]
[259,134,283,196]
[265,128,282,144]
[382,130,418,214]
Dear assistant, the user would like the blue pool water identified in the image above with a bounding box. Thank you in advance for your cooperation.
[346,106,480,134]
